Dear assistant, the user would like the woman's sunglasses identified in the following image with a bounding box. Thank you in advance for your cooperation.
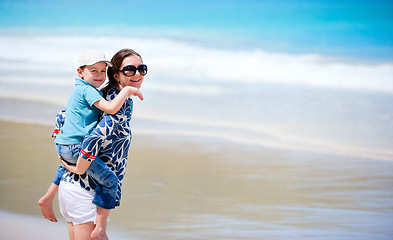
[118,64,148,77]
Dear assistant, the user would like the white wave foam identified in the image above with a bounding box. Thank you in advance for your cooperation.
[143,41,393,93]
[1,35,392,94]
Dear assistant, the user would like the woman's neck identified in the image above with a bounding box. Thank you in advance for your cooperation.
[116,83,124,91]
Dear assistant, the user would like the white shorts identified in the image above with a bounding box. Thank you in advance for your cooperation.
[58,181,97,225]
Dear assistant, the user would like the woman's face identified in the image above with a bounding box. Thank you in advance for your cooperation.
[114,55,145,89]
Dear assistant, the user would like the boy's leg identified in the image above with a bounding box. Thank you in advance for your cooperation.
[39,164,67,222]
[91,207,109,240]
[52,144,79,187]
[38,182,59,222]
[87,157,115,240]
[53,165,68,185]
[39,144,80,222]
[87,156,118,209]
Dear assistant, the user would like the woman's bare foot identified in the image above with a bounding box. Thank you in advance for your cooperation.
[38,197,58,222]
[91,227,109,240]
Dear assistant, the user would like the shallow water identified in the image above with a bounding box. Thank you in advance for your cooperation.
[1,34,393,161]
[1,120,392,239]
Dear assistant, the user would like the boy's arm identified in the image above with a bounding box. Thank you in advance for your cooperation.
[93,86,143,115]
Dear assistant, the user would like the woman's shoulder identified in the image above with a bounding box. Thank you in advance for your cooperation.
[104,87,120,101]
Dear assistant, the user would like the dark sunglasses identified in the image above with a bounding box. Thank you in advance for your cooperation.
[118,64,148,77]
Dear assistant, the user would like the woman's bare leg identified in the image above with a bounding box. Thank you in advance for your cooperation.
[67,222,75,240]
[74,222,95,240]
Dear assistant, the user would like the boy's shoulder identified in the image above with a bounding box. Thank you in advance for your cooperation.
[74,78,97,91]
[74,79,102,96]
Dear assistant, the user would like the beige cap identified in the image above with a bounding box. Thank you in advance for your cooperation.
[77,49,113,68]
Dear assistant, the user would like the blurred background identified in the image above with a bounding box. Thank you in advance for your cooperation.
[0,0,392,159]
[0,1,392,239]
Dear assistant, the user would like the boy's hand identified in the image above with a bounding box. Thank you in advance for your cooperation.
[127,86,143,101]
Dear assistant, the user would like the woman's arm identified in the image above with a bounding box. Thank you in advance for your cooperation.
[78,96,131,163]
[93,86,143,115]
[52,109,66,138]
[61,156,91,175]
[65,89,133,174]
[61,109,125,174]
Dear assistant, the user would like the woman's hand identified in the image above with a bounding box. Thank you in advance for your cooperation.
[60,158,78,173]
[60,155,92,175]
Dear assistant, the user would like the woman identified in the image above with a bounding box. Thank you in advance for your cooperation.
[59,48,147,239]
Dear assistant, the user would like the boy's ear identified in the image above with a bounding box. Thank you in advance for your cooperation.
[77,68,84,79]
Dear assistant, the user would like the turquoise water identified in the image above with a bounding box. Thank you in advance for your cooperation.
[1,0,393,59]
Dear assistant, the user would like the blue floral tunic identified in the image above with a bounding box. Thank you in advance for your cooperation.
[57,88,133,207]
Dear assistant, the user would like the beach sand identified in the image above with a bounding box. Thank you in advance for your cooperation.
[1,120,393,239]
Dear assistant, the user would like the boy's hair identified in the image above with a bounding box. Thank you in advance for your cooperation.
[102,49,142,96]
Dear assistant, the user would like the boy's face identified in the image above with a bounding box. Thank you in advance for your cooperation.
[115,55,145,89]
[77,61,107,88]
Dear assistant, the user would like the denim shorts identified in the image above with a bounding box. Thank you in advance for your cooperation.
[55,143,81,165]
[52,144,81,185]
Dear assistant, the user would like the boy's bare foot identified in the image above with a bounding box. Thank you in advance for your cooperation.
[38,197,58,222]
[91,227,109,240]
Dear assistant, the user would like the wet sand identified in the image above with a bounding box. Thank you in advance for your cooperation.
[1,120,393,239]
[0,210,132,240]
[0,210,68,240]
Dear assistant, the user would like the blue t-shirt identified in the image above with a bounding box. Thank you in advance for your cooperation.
[54,78,103,145]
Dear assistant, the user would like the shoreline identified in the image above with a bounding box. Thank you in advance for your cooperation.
[1,113,391,162]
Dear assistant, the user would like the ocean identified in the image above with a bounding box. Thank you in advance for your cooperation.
[0,1,393,239]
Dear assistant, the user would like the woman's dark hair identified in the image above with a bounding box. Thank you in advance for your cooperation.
[101,48,142,95]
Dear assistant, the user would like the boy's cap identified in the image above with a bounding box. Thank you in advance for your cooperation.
[77,49,113,68]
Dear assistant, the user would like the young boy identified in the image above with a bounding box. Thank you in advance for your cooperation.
[38,49,143,240]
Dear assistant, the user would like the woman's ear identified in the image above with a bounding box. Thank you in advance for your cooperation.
[77,68,84,79]
[114,72,120,82]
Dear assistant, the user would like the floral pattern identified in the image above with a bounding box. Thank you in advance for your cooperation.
[61,88,133,206]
